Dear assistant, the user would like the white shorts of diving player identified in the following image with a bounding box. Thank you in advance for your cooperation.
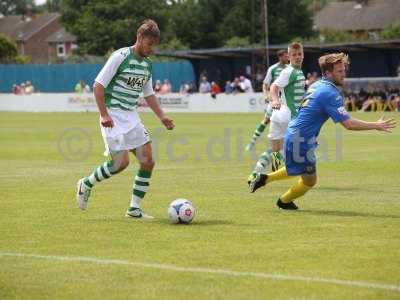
[268,105,291,140]
[100,109,150,156]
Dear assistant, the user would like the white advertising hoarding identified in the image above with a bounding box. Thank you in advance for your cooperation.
[0,93,266,113]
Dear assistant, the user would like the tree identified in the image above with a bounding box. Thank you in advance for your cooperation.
[46,0,63,12]
[0,34,17,62]
[0,0,35,16]
[61,0,314,54]
[62,0,169,55]
[223,36,250,48]
[0,34,29,63]
[380,23,400,40]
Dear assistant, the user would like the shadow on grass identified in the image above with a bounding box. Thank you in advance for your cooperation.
[154,219,235,226]
[298,209,400,219]
[85,216,235,226]
[317,186,362,192]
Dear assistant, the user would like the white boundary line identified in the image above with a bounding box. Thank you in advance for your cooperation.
[1,252,399,293]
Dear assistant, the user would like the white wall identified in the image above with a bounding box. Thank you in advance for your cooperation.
[0,93,266,113]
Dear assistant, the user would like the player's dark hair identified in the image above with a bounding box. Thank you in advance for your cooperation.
[319,53,349,74]
[277,49,287,58]
[137,19,160,40]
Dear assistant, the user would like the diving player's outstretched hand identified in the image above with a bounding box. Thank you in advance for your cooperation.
[376,116,396,133]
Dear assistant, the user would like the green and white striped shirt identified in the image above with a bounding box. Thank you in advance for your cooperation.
[263,62,287,86]
[95,47,154,111]
[274,65,305,118]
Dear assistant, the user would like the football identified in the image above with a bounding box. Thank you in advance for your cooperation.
[168,199,196,224]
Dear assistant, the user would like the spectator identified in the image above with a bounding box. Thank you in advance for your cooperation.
[211,81,221,99]
[224,81,234,94]
[83,81,91,93]
[160,79,172,94]
[75,80,84,93]
[188,82,197,94]
[20,83,26,94]
[231,77,244,94]
[179,81,190,94]
[239,75,253,93]
[24,81,34,94]
[154,80,162,94]
[199,76,211,93]
[12,84,22,95]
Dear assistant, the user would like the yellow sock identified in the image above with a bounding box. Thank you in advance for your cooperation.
[266,167,290,183]
[280,178,313,203]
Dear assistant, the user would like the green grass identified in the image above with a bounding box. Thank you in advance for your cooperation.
[0,111,399,300]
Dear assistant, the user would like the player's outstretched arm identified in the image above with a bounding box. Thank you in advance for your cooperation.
[144,94,175,130]
[93,82,114,128]
[341,116,396,132]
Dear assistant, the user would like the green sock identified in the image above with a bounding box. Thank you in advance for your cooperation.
[130,169,152,208]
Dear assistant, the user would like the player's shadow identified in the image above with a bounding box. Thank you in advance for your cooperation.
[299,209,400,219]
[317,186,362,192]
[155,219,234,226]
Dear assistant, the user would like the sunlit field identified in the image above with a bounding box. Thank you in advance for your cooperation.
[1,111,399,300]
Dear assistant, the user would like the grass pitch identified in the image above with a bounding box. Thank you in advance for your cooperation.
[0,111,399,300]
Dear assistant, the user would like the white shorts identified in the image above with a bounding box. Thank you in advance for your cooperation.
[268,119,289,140]
[101,122,150,155]
[268,106,291,140]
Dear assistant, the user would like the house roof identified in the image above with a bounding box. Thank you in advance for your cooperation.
[314,0,400,31]
[45,28,76,43]
[0,13,60,41]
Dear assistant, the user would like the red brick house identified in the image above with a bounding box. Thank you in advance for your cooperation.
[0,13,77,63]
[46,28,77,63]
[314,0,400,39]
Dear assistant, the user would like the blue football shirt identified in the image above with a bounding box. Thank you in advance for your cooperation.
[285,78,350,148]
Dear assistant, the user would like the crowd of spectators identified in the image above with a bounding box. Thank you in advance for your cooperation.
[11,81,35,95]
[10,73,399,113]
[196,75,254,97]
[154,79,173,94]
[343,83,400,112]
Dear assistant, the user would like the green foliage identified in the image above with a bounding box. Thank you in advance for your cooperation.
[0,34,18,63]
[0,0,35,15]
[318,29,356,43]
[0,34,30,63]
[158,37,188,51]
[61,0,314,54]
[380,22,400,40]
[46,0,63,12]
[13,55,31,64]
[303,29,369,44]
[223,36,250,48]
[61,0,169,55]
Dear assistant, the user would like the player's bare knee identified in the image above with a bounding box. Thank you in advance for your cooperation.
[140,159,155,171]
[113,159,129,173]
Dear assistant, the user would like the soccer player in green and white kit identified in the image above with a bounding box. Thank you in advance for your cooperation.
[248,42,305,183]
[76,19,174,219]
[245,50,289,151]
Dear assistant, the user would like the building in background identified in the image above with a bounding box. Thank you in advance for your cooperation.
[314,0,400,40]
[46,28,77,63]
[0,13,77,63]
